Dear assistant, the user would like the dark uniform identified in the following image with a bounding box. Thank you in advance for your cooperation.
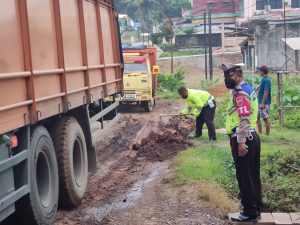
[223,64,263,222]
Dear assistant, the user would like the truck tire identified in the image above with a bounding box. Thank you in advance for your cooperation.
[17,126,59,225]
[51,117,88,208]
[143,100,153,112]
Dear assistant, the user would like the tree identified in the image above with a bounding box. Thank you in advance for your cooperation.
[159,20,174,42]
[114,0,191,32]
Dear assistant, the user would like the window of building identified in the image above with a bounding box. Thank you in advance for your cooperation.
[256,0,282,9]
[292,0,300,8]
[208,1,215,11]
[270,0,282,8]
[256,0,268,10]
[223,1,230,7]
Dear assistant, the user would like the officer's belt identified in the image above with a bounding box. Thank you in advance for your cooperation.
[229,129,256,139]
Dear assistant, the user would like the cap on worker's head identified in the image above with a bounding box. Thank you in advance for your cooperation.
[260,65,269,74]
[222,63,243,77]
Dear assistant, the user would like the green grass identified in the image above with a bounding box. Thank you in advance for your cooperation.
[175,145,231,182]
[156,90,180,100]
[172,127,300,212]
[160,50,204,58]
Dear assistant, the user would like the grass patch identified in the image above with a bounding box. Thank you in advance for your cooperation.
[156,90,180,100]
[172,127,300,212]
[197,181,238,213]
[160,50,204,58]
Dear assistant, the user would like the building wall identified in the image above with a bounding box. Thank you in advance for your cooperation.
[191,0,237,15]
[157,52,243,77]
[175,33,222,48]
[237,0,256,22]
[255,22,300,71]
[192,16,237,24]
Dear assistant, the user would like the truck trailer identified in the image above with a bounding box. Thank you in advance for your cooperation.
[0,0,122,224]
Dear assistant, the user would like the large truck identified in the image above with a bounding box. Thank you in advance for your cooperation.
[0,1,122,224]
[119,46,160,112]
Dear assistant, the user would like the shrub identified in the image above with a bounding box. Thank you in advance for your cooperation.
[261,150,300,211]
[157,67,185,92]
[156,66,186,99]
[183,26,196,35]
[150,33,163,45]
[215,93,231,128]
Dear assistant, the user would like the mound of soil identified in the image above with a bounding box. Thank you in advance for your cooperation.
[135,116,194,162]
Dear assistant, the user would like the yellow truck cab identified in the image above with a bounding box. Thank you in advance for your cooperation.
[120,46,160,112]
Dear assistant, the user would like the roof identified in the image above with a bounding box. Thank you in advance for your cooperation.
[282,38,300,50]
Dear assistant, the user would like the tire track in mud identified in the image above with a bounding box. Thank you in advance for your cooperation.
[55,114,195,225]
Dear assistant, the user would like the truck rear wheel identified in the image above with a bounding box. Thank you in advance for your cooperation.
[17,126,59,225]
[143,100,153,112]
[51,117,88,208]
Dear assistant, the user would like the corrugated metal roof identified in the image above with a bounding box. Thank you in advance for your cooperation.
[282,38,300,50]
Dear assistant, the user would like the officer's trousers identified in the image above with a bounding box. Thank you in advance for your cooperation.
[230,132,263,218]
[195,104,216,139]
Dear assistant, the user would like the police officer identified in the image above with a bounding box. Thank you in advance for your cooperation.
[222,64,263,222]
[178,86,216,141]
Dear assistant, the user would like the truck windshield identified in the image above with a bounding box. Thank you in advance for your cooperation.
[124,63,148,74]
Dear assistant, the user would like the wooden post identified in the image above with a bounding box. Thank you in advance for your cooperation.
[295,50,299,72]
[277,72,284,126]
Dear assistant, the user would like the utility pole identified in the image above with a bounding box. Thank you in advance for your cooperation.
[171,38,174,73]
[204,12,208,81]
[208,10,213,81]
[283,0,288,71]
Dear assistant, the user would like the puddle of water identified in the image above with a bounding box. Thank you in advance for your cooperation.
[84,161,169,223]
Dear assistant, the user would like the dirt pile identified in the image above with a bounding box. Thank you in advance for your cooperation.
[94,117,143,163]
[134,116,194,161]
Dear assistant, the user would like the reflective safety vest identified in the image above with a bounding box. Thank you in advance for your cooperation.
[226,83,258,135]
[181,89,214,117]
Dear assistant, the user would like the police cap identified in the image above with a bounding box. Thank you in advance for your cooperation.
[222,63,244,77]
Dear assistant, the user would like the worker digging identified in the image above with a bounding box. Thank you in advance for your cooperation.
[178,86,217,141]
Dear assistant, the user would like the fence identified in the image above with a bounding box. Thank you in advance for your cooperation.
[276,71,300,127]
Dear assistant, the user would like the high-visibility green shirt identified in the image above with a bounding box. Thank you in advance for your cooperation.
[181,89,214,117]
[226,82,258,143]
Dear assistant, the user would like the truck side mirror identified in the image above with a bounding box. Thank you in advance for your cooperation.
[152,66,160,75]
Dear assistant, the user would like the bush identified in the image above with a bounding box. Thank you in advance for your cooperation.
[182,27,196,35]
[150,33,163,45]
[261,150,300,211]
[159,44,173,52]
[215,93,231,128]
[158,67,185,92]
[156,67,186,99]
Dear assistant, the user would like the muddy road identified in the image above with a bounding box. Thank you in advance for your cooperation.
[55,100,229,225]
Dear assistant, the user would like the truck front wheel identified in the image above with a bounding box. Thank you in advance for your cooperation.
[143,100,153,112]
[51,117,88,208]
[16,125,59,225]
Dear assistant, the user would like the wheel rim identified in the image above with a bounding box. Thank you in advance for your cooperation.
[36,150,51,208]
[73,137,84,187]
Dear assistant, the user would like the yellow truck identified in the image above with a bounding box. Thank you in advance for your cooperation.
[120,46,160,112]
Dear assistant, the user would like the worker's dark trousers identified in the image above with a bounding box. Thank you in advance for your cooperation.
[195,104,216,139]
[230,132,263,218]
